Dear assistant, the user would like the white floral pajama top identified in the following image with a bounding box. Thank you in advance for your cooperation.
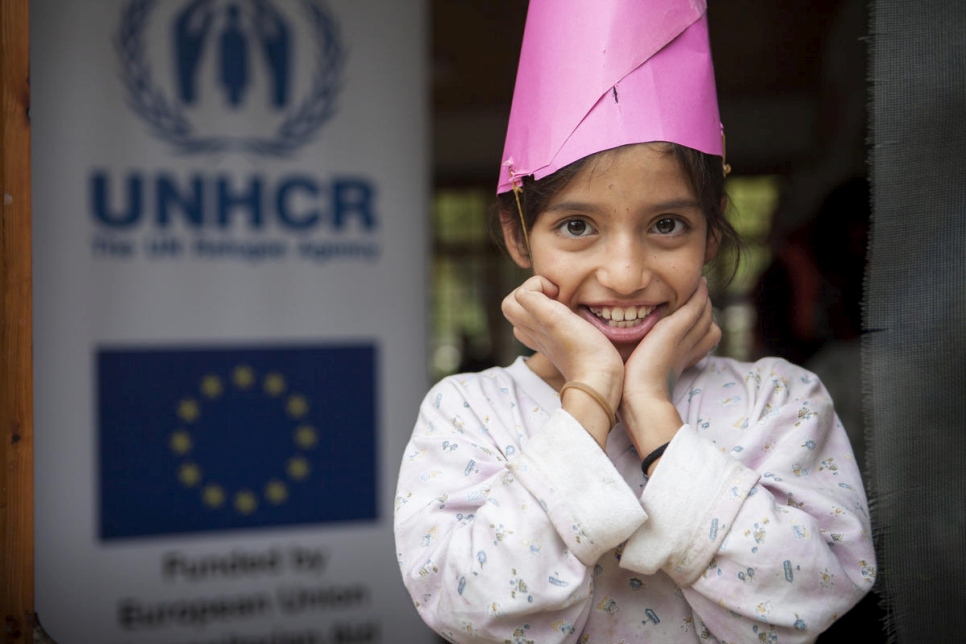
[394,356,875,643]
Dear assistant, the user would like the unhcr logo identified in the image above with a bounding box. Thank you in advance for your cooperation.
[95,0,379,264]
[116,0,345,156]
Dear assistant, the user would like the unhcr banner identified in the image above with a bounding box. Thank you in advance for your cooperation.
[32,1,431,642]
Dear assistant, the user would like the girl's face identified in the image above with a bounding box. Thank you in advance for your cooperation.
[505,143,718,362]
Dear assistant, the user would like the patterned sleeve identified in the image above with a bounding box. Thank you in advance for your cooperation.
[619,357,876,642]
[394,370,647,642]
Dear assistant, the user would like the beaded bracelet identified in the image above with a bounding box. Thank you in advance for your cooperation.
[640,442,670,477]
[559,381,617,429]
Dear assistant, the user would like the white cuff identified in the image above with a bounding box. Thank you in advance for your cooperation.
[508,409,648,565]
[620,424,760,585]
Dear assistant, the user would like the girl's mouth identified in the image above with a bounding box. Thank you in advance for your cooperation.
[588,304,657,328]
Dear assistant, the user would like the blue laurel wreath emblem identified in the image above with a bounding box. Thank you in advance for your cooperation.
[116,0,345,156]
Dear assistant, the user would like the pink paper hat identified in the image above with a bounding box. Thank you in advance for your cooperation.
[497,0,723,194]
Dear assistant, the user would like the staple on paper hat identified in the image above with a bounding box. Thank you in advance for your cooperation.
[497,0,723,194]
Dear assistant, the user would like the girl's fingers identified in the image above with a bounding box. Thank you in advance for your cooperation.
[623,279,718,392]
[652,279,710,344]
[501,278,577,354]
[679,285,720,368]
[685,319,721,369]
[503,277,624,387]
[517,274,560,299]
[503,277,556,321]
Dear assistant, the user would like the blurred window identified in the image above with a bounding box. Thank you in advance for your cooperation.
[713,175,783,359]
[431,188,526,379]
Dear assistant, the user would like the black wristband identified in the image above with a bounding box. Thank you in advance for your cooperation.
[640,442,670,478]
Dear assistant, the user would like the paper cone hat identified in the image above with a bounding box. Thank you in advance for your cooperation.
[497,0,723,194]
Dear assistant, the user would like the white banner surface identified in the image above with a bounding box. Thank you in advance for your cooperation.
[31,1,432,642]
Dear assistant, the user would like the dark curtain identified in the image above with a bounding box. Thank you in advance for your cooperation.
[866,0,966,641]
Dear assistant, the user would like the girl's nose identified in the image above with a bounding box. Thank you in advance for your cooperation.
[596,240,651,294]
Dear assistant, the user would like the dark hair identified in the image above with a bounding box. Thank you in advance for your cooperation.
[493,142,743,283]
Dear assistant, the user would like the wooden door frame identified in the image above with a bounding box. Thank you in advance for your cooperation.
[0,1,34,642]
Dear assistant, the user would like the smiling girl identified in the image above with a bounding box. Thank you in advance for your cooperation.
[394,2,874,642]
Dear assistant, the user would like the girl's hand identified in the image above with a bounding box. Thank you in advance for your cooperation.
[502,276,624,445]
[619,278,720,455]
[502,276,624,387]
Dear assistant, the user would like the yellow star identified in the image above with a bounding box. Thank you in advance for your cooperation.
[202,484,225,508]
[264,480,288,505]
[264,372,286,396]
[177,398,200,423]
[178,462,202,487]
[168,430,193,455]
[234,490,258,515]
[200,374,223,398]
[286,394,309,418]
[233,365,255,389]
[294,425,318,449]
[287,456,311,481]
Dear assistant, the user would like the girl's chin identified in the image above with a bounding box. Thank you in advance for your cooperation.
[614,340,641,363]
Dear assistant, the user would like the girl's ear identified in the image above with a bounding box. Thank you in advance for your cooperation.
[501,212,532,269]
[704,197,727,263]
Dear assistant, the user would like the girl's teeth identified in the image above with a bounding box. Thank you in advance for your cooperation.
[590,305,654,326]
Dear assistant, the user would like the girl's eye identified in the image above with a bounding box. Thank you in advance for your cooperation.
[652,217,686,235]
[559,219,593,237]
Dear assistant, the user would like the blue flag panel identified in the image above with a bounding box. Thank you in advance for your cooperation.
[98,343,377,540]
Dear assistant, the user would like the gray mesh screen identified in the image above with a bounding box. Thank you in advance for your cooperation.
[866,1,966,640]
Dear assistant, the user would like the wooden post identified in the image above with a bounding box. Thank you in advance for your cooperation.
[0,1,34,642]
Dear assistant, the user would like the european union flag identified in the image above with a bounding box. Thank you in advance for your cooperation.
[98,343,377,540]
